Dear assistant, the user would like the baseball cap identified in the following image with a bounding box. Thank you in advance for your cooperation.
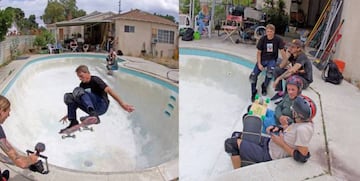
[287,39,304,48]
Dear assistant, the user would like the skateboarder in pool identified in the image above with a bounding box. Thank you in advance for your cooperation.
[59,65,134,133]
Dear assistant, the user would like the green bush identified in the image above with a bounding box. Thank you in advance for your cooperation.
[33,29,55,48]
[263,0,289,35]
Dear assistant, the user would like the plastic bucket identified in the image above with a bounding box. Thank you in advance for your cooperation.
[193,31,201,40]
[334,59,345,73]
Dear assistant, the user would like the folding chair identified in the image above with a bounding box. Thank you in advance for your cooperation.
[221,15,243,43]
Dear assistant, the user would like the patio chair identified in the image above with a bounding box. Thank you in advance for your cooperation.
[221,15,243,43]
[47,44,59,54]
[179,14,191,30]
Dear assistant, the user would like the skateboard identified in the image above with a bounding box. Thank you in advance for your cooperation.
[242,114,263,144]
[60,116,97,139]
[248,94,270,120]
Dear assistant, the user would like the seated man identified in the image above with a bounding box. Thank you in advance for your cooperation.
[225,95,316,168]
[106,49,118,74]
[263,75,304,131]
[271,39,313,101]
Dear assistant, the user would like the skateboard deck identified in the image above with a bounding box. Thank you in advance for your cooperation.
[60,117,97,139]
[248,94,269,120]
[242,115,262,144]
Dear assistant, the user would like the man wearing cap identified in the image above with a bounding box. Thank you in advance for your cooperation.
[271,39,313,101]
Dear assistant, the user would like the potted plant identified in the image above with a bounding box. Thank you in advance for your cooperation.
[263,0,289,35]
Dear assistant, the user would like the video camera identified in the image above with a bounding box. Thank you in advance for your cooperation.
[26,142,49,174]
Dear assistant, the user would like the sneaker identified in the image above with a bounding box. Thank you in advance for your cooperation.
[1,170,9,180]
[261,84,267,96]
[274,99,283,105]
[59,120,79,133]
[251,93,256,102]
[261,88,267,96]
[270,92,283,101]
[80,115,100,124]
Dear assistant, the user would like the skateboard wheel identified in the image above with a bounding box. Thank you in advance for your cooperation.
[265,98,270,104]
[261,115,265,121]
[248,110,253,115]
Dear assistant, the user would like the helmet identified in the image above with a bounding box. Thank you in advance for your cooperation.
[292,95,317,121]
[286,75,304,95]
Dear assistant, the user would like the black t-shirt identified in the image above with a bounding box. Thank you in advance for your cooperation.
[80,76,109,101]
[289,52,313,83]
[0,125,6,139]
[257,35,285,61]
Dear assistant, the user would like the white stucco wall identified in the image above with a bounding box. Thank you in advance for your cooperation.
[115,20,177,58]
[335,0,360,83]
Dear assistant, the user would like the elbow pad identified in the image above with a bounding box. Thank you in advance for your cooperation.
[293,150,310,163]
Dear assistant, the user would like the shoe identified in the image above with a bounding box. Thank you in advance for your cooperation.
[271,92,283,101]
[2,170,9,180]
[59,120,79,133]
[251,93,256,102]
[261,88,267,96]
[261,84,267,96]
[274,99,283,105]
[80,115,100,124]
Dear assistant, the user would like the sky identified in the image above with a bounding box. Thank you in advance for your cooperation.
[0,0,179,26]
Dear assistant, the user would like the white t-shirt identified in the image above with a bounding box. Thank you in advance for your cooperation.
[269,122,314,159]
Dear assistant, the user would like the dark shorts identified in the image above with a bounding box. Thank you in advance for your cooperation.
[239,137,272,163]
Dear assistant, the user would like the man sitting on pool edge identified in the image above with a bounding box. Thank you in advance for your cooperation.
[59,65,134,133]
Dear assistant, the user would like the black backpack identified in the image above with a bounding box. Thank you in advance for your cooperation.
[321,60,343,85]
[181,28,194,41]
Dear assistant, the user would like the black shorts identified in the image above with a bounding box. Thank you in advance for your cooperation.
[239,137,272,163]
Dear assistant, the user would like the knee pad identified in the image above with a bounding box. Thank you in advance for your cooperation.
[72,87,85,99]
[231,131,242,138]
[249,72,257,83]
[64,93,74,104]
[266,67,274,78]
[224,138,240,156]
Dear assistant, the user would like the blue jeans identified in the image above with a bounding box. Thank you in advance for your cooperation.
[197,20,206,33]
[250,60,276,93]
[66,91,109,121]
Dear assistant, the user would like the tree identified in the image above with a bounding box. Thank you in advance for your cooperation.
[0,8,14,41]
[42,0,87,24]
[42,1,66,24]
[154,13,176,23]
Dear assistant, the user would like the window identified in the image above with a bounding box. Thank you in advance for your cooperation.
[157,29,175,44]
[124,25,135,33]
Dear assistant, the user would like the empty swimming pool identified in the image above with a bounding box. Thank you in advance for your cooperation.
[179,48,276,181]
[1,54,178,175]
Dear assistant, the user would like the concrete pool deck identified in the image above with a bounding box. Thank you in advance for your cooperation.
[0,53,178,181]
[180,35,360,181]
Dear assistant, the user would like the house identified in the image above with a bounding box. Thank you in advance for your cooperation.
[109,9,178,58]
[51,11,116,50]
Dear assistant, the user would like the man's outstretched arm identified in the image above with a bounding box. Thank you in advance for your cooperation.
[105,86,134,112]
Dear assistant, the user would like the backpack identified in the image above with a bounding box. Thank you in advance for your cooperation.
[181,28,194,41]
[321,60,343,85]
